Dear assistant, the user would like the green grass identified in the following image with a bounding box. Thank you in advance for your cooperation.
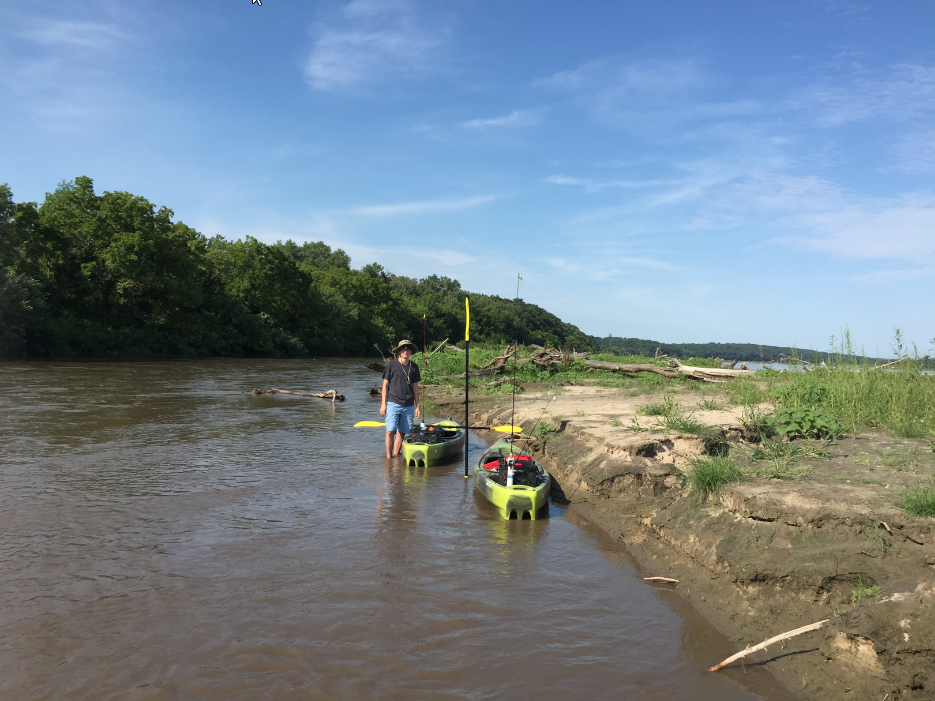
[725,379,768,406]
[638,394,678,416]
[897,481,935,517]
[663,411,711,436]
[851,577,883,606]
[685,455,742,497]
[701,399,723,410]
[766,355,935,438]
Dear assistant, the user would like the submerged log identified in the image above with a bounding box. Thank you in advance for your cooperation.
[366,362,385,372]
[251,388,345,402]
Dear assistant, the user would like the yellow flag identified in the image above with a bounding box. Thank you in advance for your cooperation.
[464,296,470,341]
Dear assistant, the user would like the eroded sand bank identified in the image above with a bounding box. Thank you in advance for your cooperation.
[428,382,935,700]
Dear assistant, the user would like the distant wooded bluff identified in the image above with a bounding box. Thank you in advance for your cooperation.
[596,337,828,363]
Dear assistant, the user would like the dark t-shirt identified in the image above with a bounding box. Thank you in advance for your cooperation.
[382,358,421,406]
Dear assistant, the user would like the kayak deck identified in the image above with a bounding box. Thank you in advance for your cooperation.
[473,439,550,520]
[401,419,466,467]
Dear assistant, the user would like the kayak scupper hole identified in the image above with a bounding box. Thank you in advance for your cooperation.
[508,510,518,520]
[521,511,532,520]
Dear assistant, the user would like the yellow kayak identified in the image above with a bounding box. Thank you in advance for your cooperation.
[401,420,466,467]
[473,439,550,520]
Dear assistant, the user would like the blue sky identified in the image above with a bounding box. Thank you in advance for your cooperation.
[2,0,934,356]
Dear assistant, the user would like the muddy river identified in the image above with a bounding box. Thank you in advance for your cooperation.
[0,360,791,700]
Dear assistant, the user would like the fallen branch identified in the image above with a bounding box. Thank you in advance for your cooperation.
[644,577,679,584]
[446,344,464,353]
[366,362,385,372]
[485,377,517,387]
[873,358,902,370]
[424,338,449,362]
[708,619,828,672]
[251,388,345,402]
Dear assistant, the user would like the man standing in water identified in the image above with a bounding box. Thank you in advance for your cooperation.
[380,340,421,458]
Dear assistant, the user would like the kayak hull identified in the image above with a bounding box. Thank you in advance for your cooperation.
[401,420,466,467]
[473,439,550,520]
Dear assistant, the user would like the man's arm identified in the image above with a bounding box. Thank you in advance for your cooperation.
[412,381,420,419]
[380,378,389,417]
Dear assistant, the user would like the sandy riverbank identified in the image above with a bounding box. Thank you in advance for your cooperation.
[427,381,935,700]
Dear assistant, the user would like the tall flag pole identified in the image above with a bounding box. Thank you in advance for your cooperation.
[464,296,470,478]
[516,273,522,300]
[422,314,427,421]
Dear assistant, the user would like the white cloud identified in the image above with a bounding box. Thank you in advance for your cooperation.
[460,110,542,129]
[305,0,446,92]
[347,194,501,217]
[20,20,125,49]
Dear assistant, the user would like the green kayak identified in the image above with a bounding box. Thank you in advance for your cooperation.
[401,419,466,467]
[473,438,550,520]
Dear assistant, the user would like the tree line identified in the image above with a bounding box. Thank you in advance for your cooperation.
[0,177,595,358]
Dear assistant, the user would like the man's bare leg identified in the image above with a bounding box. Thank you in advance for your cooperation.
[385,430,396,458]
[392,431,404,457]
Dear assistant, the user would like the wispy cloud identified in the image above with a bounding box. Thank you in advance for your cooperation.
[893,129,935,172]
[305,0,447,92]
[347,194,501,217]
[460,109,542,129]
[846,265,935,285]
[795,63,935,126]
[19,20,126,49]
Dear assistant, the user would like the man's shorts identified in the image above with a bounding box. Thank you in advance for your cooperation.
[385,402,414,434]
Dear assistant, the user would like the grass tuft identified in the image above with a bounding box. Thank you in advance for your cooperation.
[685,455,742,497]
[897,481,935,517]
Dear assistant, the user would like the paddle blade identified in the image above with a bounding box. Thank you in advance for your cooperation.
[491,425,522,433]
[354,421,386,427]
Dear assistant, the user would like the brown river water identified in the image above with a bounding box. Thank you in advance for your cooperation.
[0,360,793,700]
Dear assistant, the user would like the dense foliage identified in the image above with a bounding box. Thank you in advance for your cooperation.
[0,178,596,357]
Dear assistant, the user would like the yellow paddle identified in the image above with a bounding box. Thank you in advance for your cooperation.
[353,421,521,433]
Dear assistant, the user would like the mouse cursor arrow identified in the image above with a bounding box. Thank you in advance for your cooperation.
[253,0,261,5]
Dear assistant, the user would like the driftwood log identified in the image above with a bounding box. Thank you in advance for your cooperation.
[446,344,464,353]
[585,360,679,378]
[708,619,828,672]
[667,359,756,383]
[643,576,679,584]
[251,388,345,402]
[482,346,516,369]
[366,362,385,372]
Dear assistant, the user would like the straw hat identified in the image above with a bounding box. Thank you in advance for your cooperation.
[393,339,418,355]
